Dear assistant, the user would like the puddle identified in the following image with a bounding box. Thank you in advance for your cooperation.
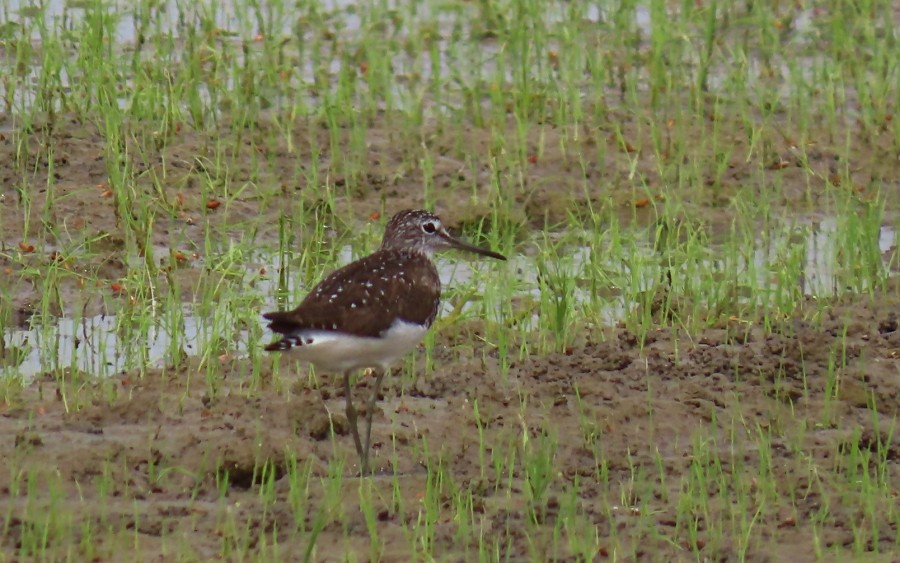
[764,216,897,293]
[2,311,203,379]
[1,217,896,379]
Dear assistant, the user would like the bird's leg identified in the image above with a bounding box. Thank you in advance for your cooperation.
[343,370,364,468]
[361,369,387,474]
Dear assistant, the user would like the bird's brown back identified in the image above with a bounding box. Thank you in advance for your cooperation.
[263,249,441,340]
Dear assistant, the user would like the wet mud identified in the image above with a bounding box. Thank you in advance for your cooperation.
[1,289,898,560]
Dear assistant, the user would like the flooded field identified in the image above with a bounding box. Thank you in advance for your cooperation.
[1,0,898,561]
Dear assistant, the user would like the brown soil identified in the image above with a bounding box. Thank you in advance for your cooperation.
[1,106,894,248]
[1,291,898,561]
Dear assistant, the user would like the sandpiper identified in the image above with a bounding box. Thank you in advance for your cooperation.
[263,209,506,473]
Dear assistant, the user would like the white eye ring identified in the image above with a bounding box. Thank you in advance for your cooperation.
[422,222,437,234]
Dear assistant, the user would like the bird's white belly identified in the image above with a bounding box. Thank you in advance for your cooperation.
[283,320,428,373]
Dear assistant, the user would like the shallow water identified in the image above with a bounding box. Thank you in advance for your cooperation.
[0,0,835,114]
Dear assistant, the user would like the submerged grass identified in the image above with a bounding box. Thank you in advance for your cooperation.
[0,0,898,560]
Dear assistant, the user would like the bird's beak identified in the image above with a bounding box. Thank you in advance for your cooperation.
[439,230,507,261]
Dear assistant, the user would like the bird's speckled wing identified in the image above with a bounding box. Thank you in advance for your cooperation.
[263,250,441,345]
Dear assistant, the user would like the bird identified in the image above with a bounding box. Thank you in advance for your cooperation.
[263,209,506,473]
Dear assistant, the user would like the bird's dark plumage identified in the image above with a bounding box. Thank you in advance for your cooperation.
[263,250,441,347]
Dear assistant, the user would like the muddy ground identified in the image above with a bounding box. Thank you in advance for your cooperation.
[1,113,899,561]
[0,292,898,560]
[1,104,894,247]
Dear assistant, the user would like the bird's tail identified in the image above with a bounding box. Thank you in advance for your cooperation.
[262,311,302,352]
[262,310,299,334]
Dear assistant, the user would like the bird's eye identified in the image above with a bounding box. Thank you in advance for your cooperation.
[422,222,437,234]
